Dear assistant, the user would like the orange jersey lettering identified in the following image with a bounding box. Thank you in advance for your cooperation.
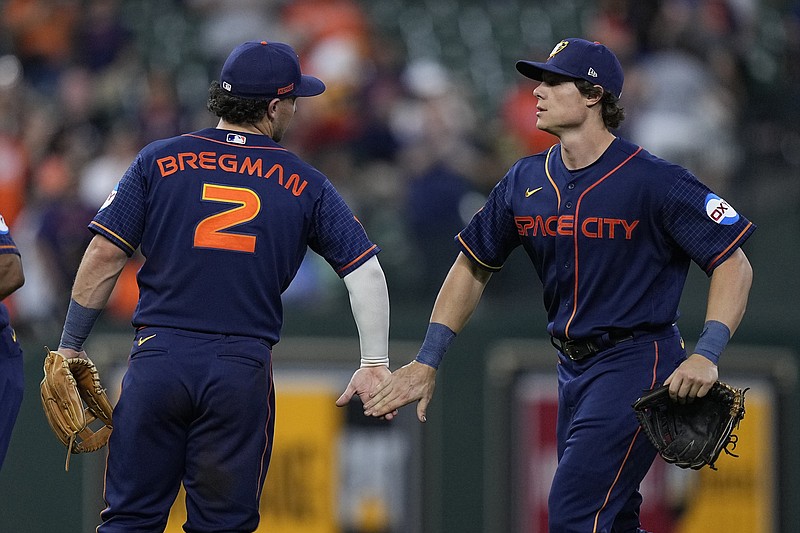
[515,215,639,239]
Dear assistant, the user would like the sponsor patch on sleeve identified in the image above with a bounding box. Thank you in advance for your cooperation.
[704,193,739,225]
[100,184,119,211]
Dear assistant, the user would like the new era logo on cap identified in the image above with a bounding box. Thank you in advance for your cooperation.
[220,41,326,100]
[515,38,624,99]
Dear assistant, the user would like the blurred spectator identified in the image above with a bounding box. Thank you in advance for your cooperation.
[389,59,485,292]
[582,0,750,193]
[12,152,94,334]
[2,0,79,94]
[281,0,371,55]
[74,0,133,73]
[135,68,187,144]
[279,0,373,153]
[499,80,559,158]
[186,0,282,70]
[55,65,108,166]
[622,49,740,193]
[31,154,95,304]
[403,157,478,294]
[0,132,29,227]
[78,124,140,209]
[349,34,406,165]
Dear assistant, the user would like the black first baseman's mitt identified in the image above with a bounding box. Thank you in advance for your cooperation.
[632,381,747,470]
[40,347,114,471]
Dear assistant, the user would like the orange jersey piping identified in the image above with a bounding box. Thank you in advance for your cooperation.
[592,339,660,532]
[89,221,136,255]
[706,221,753,272]
[543,145,562,208]
[337,244,378,274]
[564,146,642,339]
[457,234,503,271]
[256,358,275,500]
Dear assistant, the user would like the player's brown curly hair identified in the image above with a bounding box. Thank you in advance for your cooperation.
[206,80,270,124]
[575,79,625,129]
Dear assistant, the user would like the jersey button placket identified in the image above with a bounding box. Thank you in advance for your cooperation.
[556,181,578,328]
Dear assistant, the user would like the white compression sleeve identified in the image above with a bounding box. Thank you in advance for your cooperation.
[342,255,390,367]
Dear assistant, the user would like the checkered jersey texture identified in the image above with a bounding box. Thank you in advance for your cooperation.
[455,175,520,271]
[661,171,755,274]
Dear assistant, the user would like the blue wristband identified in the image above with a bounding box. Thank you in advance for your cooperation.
[415,322,456,369]
[693,320,730,365]
[59,299,102,351]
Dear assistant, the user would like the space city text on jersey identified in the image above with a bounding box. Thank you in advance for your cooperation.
[514,214,639,239]
[156,151,309,197]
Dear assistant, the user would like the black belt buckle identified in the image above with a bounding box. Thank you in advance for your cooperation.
[552,330,635,361]
[551,337,598,361]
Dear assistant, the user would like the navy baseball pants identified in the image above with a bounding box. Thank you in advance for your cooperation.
[99,327,274,533]
[549,326,684,533]
[0,324,23,469]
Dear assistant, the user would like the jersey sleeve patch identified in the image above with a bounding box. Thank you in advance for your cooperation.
[663,172,755,274]
[704,193,739,225]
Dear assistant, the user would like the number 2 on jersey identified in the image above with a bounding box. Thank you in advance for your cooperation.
[193,183,260,252]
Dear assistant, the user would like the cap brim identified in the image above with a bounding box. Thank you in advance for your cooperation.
[516,60,578,82]
[294,75,326,97]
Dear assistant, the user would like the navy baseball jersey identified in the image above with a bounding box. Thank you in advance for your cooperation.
[90,127,379,345]
[0,215,20,329]
[457,137,755,340]
[0,212,23,472]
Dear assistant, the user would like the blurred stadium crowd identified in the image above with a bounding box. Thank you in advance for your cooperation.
[0,0,798,340]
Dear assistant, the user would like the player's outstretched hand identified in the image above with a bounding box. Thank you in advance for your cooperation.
[363,361,437,423]
[336,366,398,420]
[663,353,719,403]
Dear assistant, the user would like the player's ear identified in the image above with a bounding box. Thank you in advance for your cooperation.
[266,98,281,118]
[585,85,604,106]
[583,85,604,107]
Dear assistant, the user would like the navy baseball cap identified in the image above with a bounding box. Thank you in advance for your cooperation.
[516,38,624,99]
[220,40,326,99]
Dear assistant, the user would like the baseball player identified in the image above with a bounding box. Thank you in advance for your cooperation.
[364,38,755,532]
[0,213,24,471]
[55,40,391,532]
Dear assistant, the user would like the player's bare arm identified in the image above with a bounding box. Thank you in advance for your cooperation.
[363,253,491,422]
[664,248,753,401]
[56,235,128,360]
[70,235,129,309]
[0,253,23,301]
[703,248,753,336]
[429,252,493,328]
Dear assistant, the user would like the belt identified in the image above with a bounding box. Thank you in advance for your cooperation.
[550,329,635,361]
